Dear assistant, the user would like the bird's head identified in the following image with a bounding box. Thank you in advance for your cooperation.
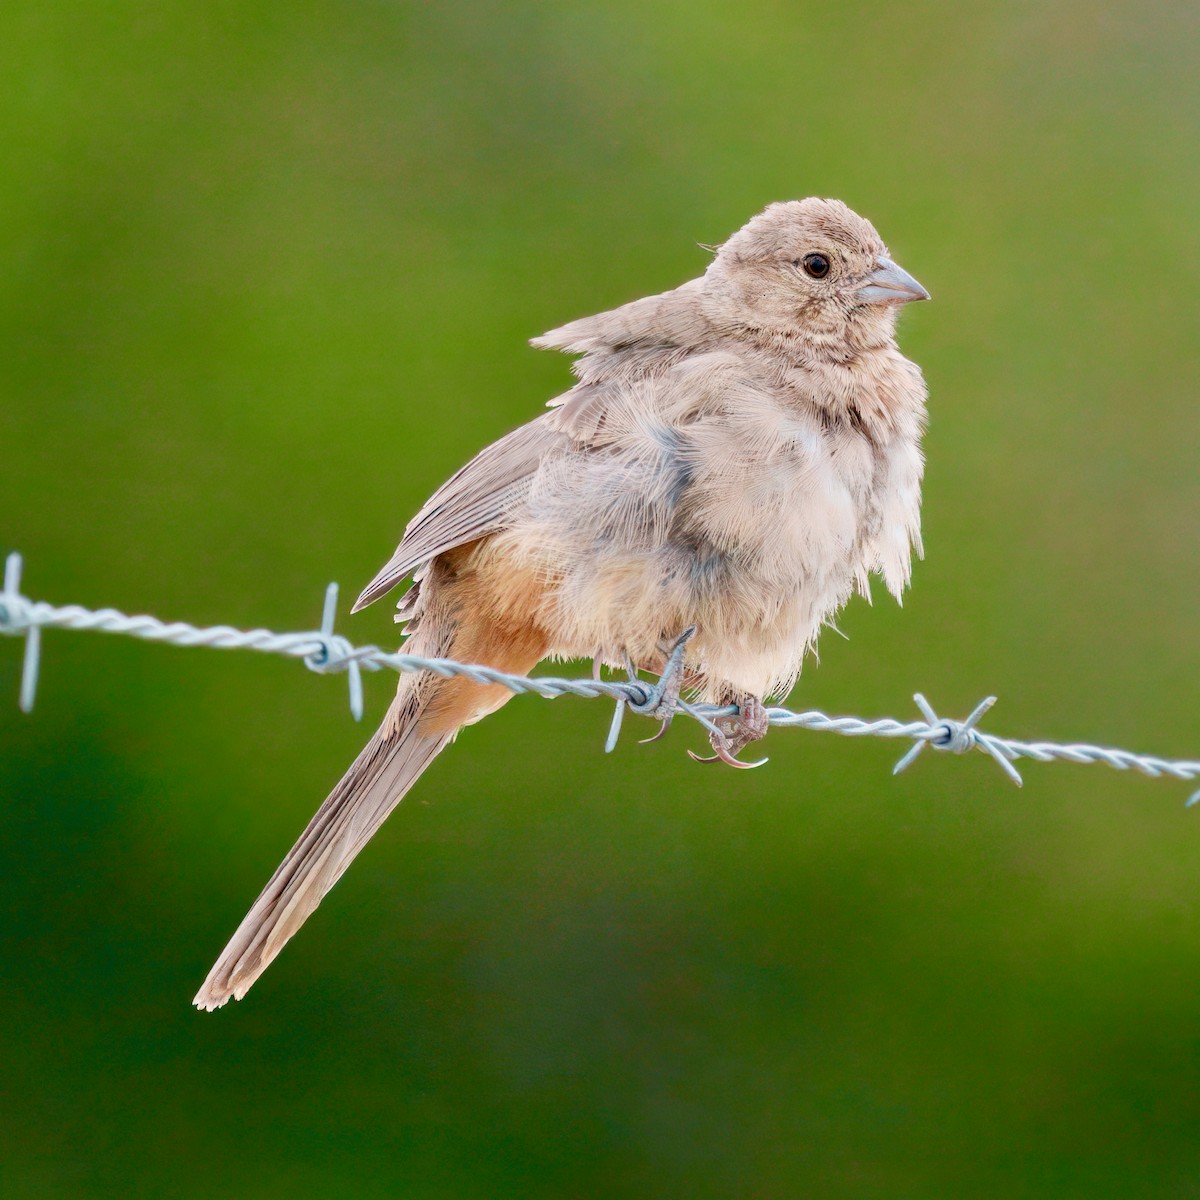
[704,198,928,354]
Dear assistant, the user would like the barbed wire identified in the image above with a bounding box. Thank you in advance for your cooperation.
[3,551,1199,803]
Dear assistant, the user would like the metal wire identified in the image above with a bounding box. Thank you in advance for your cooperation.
[4,551,1199,804]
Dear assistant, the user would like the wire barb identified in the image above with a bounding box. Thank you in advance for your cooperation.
[3,550,1200,804]
[892,693,1023,786]
[302,582,365,721]
[1,553,42,713]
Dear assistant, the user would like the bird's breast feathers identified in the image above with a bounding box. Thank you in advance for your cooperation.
[487,348,925,697]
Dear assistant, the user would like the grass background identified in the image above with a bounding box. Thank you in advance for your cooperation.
[3,2,1200,1195]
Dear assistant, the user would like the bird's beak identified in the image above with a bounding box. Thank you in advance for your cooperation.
[856,256,930,304]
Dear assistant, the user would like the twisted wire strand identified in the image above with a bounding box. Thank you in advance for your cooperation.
[3,552,1199,803]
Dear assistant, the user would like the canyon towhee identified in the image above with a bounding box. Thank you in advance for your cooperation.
[195,197,929,1008]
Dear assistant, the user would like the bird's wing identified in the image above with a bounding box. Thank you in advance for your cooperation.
[357,278,713,613]
[353,412,569,612]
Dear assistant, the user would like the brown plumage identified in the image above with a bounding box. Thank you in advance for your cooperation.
[194,198,929,1009]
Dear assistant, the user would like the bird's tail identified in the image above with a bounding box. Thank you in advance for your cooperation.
[193,699,450,1010]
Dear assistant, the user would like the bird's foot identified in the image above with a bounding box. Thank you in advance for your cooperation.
[603,629,698,755]
[688,694,770,769]
[636,662,683,744]
[628,626,695,744]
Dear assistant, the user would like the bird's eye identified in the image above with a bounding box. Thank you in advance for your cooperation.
[800,253,831,279]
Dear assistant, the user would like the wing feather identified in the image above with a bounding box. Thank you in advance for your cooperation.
[353,412,568,612]
[355,279,714,613]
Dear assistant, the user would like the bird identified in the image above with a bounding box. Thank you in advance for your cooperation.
[194,197,929,1009]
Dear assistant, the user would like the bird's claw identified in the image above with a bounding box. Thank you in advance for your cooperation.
[639,720,674,745]
[607,635,772,769]
[689,694,770,769]
[687,744,768,769]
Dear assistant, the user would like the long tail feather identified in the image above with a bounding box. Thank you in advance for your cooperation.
[194,705,450,1010]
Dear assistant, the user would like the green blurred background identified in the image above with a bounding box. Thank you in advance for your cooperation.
[3,2,1200,1196]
